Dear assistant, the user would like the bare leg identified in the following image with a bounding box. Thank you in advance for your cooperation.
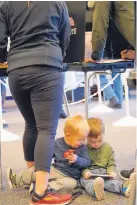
[36,171,49,194]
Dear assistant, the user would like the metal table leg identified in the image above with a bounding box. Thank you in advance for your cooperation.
[96,74,102,105]
[84,72,97,119]
[124,73,130,117]
[63,90,70,116]
[84,72,89,119]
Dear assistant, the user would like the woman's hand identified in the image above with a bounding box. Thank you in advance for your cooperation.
[0,62,8,68]
[121,50,135,60]
[84,58,104,63]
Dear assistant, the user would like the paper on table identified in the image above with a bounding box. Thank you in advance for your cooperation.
[103,59,132,63]
[103,59,122,63]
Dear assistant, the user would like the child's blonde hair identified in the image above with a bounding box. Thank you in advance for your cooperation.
[88,118,105,138]
[64,114,89,135]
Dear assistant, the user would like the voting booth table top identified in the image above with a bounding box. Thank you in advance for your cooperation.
[0,59,135,119]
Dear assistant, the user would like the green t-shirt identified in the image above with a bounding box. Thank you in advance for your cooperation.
[83,142,116,175]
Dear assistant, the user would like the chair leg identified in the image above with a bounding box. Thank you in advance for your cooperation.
[96,74,103,105]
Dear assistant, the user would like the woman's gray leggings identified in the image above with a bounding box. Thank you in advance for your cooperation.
[8,65,63,173]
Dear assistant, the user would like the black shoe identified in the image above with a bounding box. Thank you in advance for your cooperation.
[108,96,122,109]
[3,120,8,128]
[119,168,134,181]
[112,103,122,109]
[60,109,68,119]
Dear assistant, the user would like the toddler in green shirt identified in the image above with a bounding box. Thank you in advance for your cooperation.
[81,117,135,201]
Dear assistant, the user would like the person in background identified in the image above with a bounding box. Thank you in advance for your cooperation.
[99,17,135,109]
[0,2,72,205]
[99,20,123,109]
[86,1,135,108]
[89,1,135,62]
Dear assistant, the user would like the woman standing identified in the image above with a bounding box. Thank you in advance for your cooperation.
[0,1,71,205]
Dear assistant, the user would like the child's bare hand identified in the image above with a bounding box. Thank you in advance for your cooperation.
[83,171,92,179]
[109,172,117,179]
[68,154,77,164]
[121,50,135,60]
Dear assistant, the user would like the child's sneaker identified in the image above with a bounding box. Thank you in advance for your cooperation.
[29,183,35,195]
[7,167,30,189]
[7,167,18,188]
[119,168,134,181]
[122,172,136,198]
[93,177,105,200]
[30,188,72,205]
